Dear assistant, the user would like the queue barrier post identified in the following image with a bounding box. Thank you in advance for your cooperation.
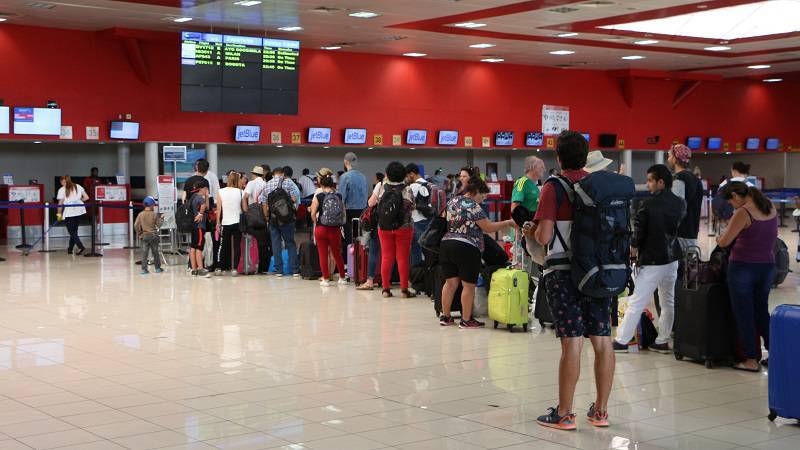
[123,201,139,249]
[38,202,56,253]
[98,201,105,255]
[15,200,32,250]
[85,202,102,258]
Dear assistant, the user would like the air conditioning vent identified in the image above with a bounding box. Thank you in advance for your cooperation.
[25,2,56,9]
[382,35,409,41]
[556,64,574,68]
[331,42,356,47]
[309,6,341,14]
[580,1,616,7]
[548,7,579,13]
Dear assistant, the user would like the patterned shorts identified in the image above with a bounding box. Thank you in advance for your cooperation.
[544,270,613,338]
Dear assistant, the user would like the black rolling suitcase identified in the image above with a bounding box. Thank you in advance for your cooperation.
[673,247,737,368]
[533,279,554,329]
[433,266,463,317]
[299,228,322,280]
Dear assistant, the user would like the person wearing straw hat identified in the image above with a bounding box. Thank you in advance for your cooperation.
[585,150,614,173]
[244,165,271,273]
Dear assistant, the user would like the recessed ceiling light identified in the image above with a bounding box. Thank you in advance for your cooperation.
[0,18,7,22]
[557,32,579,37]
[763,78,783,82]
[278,26,303,31]
[348,11,380,18]
[33,141,42,144]
[549,50,575,55]
[173,17,193,23]
[748,64,771,69]
[481,58,504,63]
[622,55,645,60]
[233,0,262,6]
[453,22,487,28]
[634,39,659,45]
[705,46,732,51]
[321,46,342,50]
[403,52,427,57]
[469,43,496,48]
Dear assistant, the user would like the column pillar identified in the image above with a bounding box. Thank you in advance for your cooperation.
[144,142,159,197]
[206,143,219,176]
[655,150,665,165]
[117,143,130,183]
[622,150,633,177]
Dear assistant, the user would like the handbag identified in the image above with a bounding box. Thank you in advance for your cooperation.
[360,205,377,232]
[238,190,248,233]
[418,216,447,254]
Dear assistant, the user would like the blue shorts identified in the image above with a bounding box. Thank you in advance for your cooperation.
[544,270,613,338]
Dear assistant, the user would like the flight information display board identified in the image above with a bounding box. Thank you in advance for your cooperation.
[181,32,300,115]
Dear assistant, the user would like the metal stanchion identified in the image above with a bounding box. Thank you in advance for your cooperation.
[98,201,105,255]
[39,202,56,253]
[124,201,138,249]
[84,203,102,258]
[706,194,716,237]
[15,200,32,251]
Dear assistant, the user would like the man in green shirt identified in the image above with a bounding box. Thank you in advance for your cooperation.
[511,156,545,214]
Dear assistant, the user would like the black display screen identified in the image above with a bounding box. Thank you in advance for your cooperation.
[181,32,300,115]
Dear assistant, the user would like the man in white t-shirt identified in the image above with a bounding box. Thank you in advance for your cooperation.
[298,168,316,199]
[405,163,431,267]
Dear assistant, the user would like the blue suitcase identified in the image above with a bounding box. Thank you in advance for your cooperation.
[768,304,800,422]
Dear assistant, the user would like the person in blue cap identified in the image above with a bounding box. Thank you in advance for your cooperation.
[134,196,164,274]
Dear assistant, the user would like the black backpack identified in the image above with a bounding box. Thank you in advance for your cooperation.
[245,203,267,231]
[377,183,406,230]
[712,190,734,221]
[176,197,195,233]
[267,178,295,226]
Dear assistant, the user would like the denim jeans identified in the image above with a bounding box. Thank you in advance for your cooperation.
[141,234,161,271]
[64,216,85,252]
[728,260,775,359]
[269,222,298,274]
[368,230,380,279]
[411,219,430,267]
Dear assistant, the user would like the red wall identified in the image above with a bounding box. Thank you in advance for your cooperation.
[2,24,799,149]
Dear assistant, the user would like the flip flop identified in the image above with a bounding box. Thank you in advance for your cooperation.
[356,284,374,291]
[733,364,760,373]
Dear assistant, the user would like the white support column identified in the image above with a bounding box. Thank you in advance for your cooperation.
[206,143,219,176]
[117,143,130,183]
[655,150,665,165]
[622,150,633,177]
[144,142,159,197]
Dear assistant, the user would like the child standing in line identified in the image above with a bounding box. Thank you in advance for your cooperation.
[189,180,212,277]
[134,196,164,275]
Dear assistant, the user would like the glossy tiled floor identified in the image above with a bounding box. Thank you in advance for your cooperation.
[0,227,798,450]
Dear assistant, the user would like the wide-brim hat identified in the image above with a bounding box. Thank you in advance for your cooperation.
[585,150,613,173]
[251,165,265,176]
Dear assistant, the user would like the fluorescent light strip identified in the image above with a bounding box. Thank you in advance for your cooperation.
[748,64,771,69]
[349,11,380,18]
[705,46,732,51]
[453,22,487,28]
[234,0,262,6]
[622,55,645,60]
[469,43,496,49]
[557,32,578,37]
[321,46,341,50]
[481,58,504,63]
[763,78,783,82]
[173,17,192,23]
[634,39,659,45]
[549,50,575,55]
[403,52,427,57]
[278,26,303,31]
[0,18,7,22]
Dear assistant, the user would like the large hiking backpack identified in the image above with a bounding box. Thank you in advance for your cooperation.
[774,238,790,287]
[712,190,734,221]
[176,198,195,233]
[414,180,446,220]
[319,192,346,227]
[267,178,295,226]
[550,171,634,298]
[377,183,406,230]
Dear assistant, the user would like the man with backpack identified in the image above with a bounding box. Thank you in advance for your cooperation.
[713,161,754,227]
[244,165,270,274]
[260,166,301,277]
[406,163,444,267]
[530,130,632,430]
[337,152,369,267]
[668,144,704,253]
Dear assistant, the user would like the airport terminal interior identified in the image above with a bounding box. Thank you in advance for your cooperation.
[1,1,800,449]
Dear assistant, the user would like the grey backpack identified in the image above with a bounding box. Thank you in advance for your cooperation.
[319,192,346,227]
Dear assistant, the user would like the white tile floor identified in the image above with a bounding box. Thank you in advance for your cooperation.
[0,226,798,449]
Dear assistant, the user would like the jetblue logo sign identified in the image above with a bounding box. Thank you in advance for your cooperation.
[344,128,367,144]
[438,131,458,145]
[308,127,332,144]
[406,130,427,145]
[235,126,260,142]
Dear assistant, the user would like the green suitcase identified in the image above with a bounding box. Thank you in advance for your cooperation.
[488,268,530,332]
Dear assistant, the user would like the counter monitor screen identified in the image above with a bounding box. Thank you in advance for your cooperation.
[181,32,300,115]
[686,136,702,150]
[307,127,331,144]
[110,121,140,140]
[13,107,61,136]
[706,137,722,150]
[582,133,591,142]
[406,129,427,145]
[438,130,458,146]
[235,125,261,142]
[766,138,780,150]
[344,128,367,145]
[525,132,543,147]
[745,137,760,150]
[495,131,514,146]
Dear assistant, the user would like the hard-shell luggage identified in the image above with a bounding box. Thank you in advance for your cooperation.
[299,235,322,280]
[773,238,790,287]
[768,304,800,422]
[238,234,259,275]
[488,268,530,332]
[347,219,369,284]
[434,266,462,317]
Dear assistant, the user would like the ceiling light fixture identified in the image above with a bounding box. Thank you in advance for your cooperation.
[233,0,262,6]
[763,78,783,82]
[403,52,427,57]
[621,55,645,60]
[747,64,771,69]
[0,18,6,22]
[173,17,193,23]
[634,39,659,45]
[453,22,487,28]
[481,58,504,63]
[469,43,496,48]
[321,46,341,50]
[705,46,732,51]
[557,32,579,37]
[549,50,575,55]
[278,26,303,31]
[348,11,380,18]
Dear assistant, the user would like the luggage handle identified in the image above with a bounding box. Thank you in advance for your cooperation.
[683,245,702,291]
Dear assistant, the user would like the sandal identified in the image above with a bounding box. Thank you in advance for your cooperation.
[733,363,760,373]
[400,289,417,299]
[356,283,374,291]
[382,289,393,298]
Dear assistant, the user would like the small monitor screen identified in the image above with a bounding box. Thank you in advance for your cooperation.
[525,132,543,147]
[110,121,141,140]
[344,128,367,145]
[438,130,458,146]
[706,137,722,150]
[0,106,8,134]
[686,136,702,150]
[406,129,427,145]
[582,133,590,142]
[234,125,261,142]
[495,131,514,146]
[765,138,780,150]
[307,127,331,144]
[13,107,61,135]
[745,137,760,150]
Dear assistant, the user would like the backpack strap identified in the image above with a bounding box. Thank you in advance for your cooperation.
[544,175,574,252]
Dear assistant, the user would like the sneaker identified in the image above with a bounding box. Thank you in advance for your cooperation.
[459,318,485,329]
[215,269,224,276]
[586,402,610,427]
[276,273,284,278]
[337,278,349,285]
[140,270,149,275]
[439,315,455,326]
[191,270,198,276]
[76,247,85,256]
[230,270,239,277]
[154,268,165,274]
[649,342,671,354]
[320,280,331,287]
[293,273,301,278]
[536,406,577,431]
[613,341,629,353]
[199,269,212,278]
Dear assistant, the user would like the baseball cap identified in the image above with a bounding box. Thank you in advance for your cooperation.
[143,196,156,207]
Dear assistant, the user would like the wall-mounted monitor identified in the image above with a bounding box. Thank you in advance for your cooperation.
[525,131,543,147]
[745,137,760,150]
[598,133,617,148]
[495,131,514,146]
[13,107,61,135]
[706,137,722,150]
[110,121,141,140]
[581,133,591,143]
[438,130,458,146]
[0,106,8,134]
[307,127,331,144]
[406,129,427,145]
[234,125,260,142]
[344,128,367,145]
[765,138,780,150]
[686,136,702,150]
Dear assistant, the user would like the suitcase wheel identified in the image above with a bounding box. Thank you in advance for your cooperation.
[507,324,513,333]
[523,323,528,332]
[705,360,714,369]
[674,353,683,361]
[539,319,545,328]
[768,409,777,422]
[494,321,498,329]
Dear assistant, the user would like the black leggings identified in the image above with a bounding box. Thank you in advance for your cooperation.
[217,224,242,271]
[64,216,84,252]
